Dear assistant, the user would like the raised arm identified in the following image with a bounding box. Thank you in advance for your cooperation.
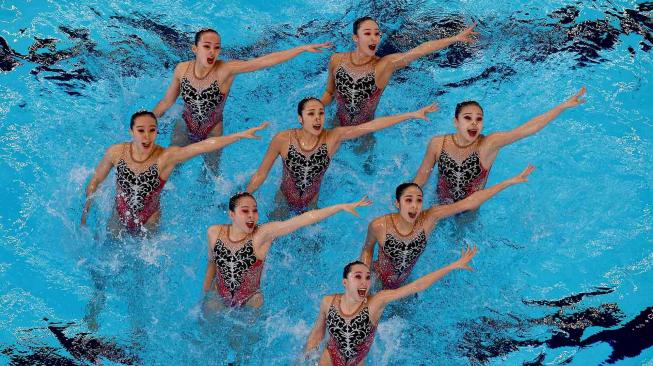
[257,197,372,243]
[202,226,219,293]
[373,245,477,307]
[381,24,478,72]
[160,122,268,174]
[246,132,284,193]
[426,164,535,222]
[332,103,438,142]
[320,53,339,106]
[304,296,330,353]
[360,219,381,266]
[81,145,117,226]
[153,63,184,117]
[224,42,332,75]
[484,87,587,152]
[413,136,443,188]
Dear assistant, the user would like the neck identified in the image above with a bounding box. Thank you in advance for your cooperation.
[194,61,212,77]
[394,213,415,233]
[228,224,248,241]
[298,128,319,145]
[352,49,373,64]
[453,132,475,147]
[341,292,363,311]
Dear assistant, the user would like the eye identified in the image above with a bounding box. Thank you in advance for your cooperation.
[203,45,209,49]
[355,274,361,279]
[464,116,472,121]
[366,275,371,280]
[417,198,423,203]
[252,209,258,213]
[477,117,483,122]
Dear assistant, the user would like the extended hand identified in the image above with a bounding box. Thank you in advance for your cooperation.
[342,196,373,217]
[413,102,439,121]
[455,23,479,44]
[302,42,333,53]
[238,122,270,139]
[561,86,587,109]
[453,244,478,271]
[508,164,536,184]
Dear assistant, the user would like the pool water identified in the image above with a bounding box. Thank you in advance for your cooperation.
[1,0,652,365]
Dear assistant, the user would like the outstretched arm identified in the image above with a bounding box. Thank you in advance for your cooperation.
[426,164,535,222]
[360,220,380,266]
[374,245,477,306]
[413,136,443,188]
[304,296,330,353]
[161,122,269,170]
[320,54,339,106]
[81,146,117,226]
[484,87,587,151]
[246,132,284,193]
[202,226,218,293]
[332,102,438,142]
[153,63,183,117]
[257,197,372,243]
[225,42,332,75]
[382,24,478,72]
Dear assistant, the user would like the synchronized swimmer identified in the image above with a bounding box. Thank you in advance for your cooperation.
[78,15,588,366]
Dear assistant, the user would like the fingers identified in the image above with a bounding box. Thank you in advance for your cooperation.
[258,121,270,129]
[575,86,586,97]
[521,164,536,178]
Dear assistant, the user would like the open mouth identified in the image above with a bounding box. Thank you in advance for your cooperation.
[207,57,215,64]
[357,288,367,297]
[467,129,479,138]
[246,222,255,229]
[312,124,322,131]
[368,44,377,51]
[408,212,417,219]
[142,142,152,148]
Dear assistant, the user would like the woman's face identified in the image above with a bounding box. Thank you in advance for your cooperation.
[395,186,423,224]
[130,115,158,151]
[353,20,381,57]
[454,104,484,143]
[298,99,325,136]
[343,264,371,300]
[229,196,259,234]
[192,32,221,68]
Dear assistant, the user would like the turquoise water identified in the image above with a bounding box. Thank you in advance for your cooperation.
[1,0,652,365]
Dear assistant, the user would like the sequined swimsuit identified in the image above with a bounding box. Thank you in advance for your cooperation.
[374,215,428,289]
[325,295,376,366]
[333,55,383,127]
[115,144,166,232]
[212,230,263,307]
[437,135,489,204]
[179,61,227,142]
[280,130,331,212]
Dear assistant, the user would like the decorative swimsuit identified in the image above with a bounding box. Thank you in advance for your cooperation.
[374,215,428,289]
[115,144,165,232]
[437,135,489,204]
[325,295,377,366]
[179,61,227,142]
[212,229,263,307]
[280,130,331,212]
[333,54,383,127]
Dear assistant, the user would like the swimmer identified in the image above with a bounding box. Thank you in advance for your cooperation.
[202,193,371,308]
[246,98,438,216]
[81,110,268,235]
[304,246,477,365]
[321,17,478,127]
[153,28,331,174]
[362,165,534,289]
[414,87,586,203]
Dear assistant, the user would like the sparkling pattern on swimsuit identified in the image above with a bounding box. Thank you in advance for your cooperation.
[383,231,428,275]
[284,144,330,195]
[334,66,377,118]
[213,239,257,296]
[438,150,483,202]
[115,160,161,214]
[326,305,373,361]
[180,78,225,129]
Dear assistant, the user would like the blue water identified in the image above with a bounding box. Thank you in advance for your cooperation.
[1,0,652,365]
